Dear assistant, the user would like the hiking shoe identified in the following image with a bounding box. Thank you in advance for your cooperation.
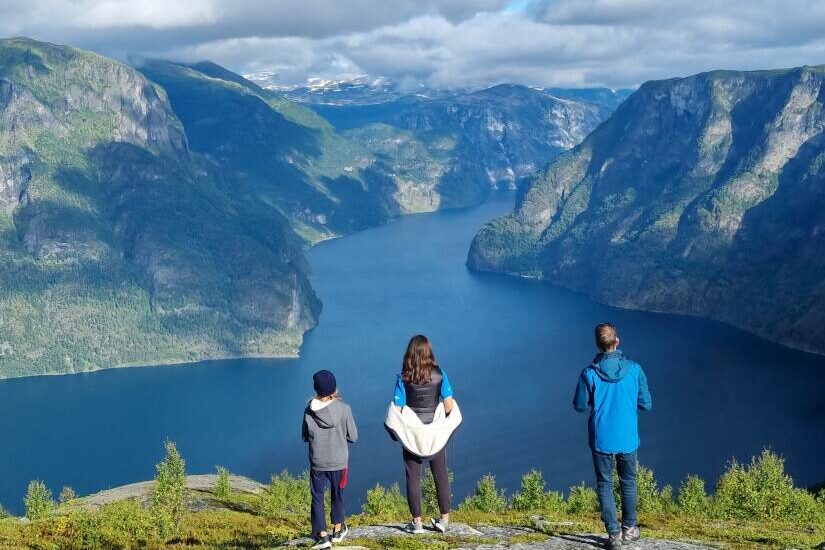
[607,532,623,550]
[622,525,640,544]
[404,521,425,534]
[430,517,448,533]
[331,524,348,543]
[311,535,331,550]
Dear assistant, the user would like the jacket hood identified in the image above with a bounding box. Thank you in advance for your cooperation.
[590,350,631,382]
[306,398,346,429]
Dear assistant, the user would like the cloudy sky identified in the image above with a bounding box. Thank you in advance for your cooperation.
[3,0,825,89]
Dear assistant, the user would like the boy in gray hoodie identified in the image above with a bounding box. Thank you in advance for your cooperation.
[302,370,358,550]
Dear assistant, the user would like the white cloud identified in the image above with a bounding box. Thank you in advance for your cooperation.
[79,0,218,29]
[2,0,825,89]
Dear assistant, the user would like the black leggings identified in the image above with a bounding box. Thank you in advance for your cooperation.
[403,448,451,517]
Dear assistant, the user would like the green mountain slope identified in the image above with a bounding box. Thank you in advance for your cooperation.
[469,65,825,354]
[0,38,320,377]
[138,60,398,243]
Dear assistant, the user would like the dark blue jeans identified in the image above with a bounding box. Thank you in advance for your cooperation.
[310,469,347,536]
[592,450,637,534]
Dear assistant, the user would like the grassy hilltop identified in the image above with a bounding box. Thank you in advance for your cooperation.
[0,445,821,549]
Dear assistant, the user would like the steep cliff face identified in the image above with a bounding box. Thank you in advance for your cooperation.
[299,85,616,212]
[390,85,611,204]
[0,38,319,377]
[469,66,825,354]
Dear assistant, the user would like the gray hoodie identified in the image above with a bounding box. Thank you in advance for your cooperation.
[301,398,358,471]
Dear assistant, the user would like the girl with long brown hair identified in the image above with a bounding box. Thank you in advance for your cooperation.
[391,334,456,534]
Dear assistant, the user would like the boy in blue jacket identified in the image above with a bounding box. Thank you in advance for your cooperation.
[573,323,652,549]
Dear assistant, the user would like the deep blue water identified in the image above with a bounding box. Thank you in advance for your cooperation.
[0,194,823,514]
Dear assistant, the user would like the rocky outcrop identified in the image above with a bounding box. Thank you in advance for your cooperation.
[79,474,266,510]
[469,65,825,355]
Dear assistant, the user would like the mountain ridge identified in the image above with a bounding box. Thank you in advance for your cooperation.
[0,38,320,377]
[469,63,825,355]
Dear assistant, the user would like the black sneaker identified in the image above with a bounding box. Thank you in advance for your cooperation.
[331,524,349,543]
[312,535,331,549]
[622,525,640,544]
[607,532,623,550]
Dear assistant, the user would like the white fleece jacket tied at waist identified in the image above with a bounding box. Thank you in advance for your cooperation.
[384,401,462,458]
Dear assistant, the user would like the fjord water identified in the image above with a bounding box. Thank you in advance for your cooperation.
[1,194,824,513]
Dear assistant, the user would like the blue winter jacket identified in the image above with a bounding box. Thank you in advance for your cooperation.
[572,350,652,454]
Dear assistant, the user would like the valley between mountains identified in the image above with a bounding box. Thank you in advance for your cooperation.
[0,38,617,377]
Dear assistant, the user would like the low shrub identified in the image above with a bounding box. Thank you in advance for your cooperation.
[459,474,506,513]
[24,480,55,520]
[74,500,155,550]
[59,486,77,505]
[678,475,709,516]
[363,483,408,517]
[712,449,822,522]
[422,469,454,515]
[566,482,599,514]
[610,463,675,514]
[255,471,312,519]
[214,466,232,501]
[637,465,675,514]
[511,470,565,513]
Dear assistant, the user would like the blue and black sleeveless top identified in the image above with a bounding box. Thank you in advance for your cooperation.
[393,366,454,424]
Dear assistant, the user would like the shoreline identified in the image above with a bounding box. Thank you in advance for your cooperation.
[2,192,518,382]
[0,350,300,383]
[470,265,825,359]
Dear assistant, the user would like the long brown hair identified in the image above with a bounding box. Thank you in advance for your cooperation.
[402,334,438,385]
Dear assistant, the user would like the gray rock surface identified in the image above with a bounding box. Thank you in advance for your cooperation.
[79,474,265,508]
[453,534,714,549]
[286,524,715,549]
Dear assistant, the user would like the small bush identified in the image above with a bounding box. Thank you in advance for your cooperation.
[678,475,709,516]
[0,503,10,519]
[363,483,408,517]
[566,482,599,514]
[150,440,187,540]
[422,469,454,515]
[511,470,565,513]
[72,500,156,549]
[713,449,821,522]
[610,463,674,514]
[214,466,231,500]
[256,470,312,519]
[659,484,677,514]
[25,480,55,520]
[460,474,506,513]
[59,486,77,504]
[637,465,674,513]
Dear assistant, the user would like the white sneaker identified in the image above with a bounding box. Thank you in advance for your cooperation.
[331,524,348,543]
[311,535,331,550]
[405,521,425,534]
[431,518,448,533]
